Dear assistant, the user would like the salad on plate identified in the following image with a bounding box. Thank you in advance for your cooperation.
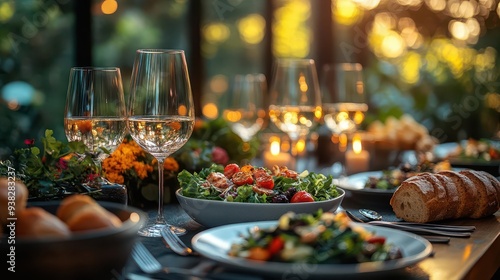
[178,163,340,203]
[228,210,404,263]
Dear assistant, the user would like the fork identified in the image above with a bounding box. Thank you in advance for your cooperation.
[161,226,199,256]
[131,241,210,277]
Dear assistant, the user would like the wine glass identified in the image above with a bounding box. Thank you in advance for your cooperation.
[128,49,195,237]
[321,63,368,135]
[268,58,322,169]
[64,67,127,186]
[222,73,266,143]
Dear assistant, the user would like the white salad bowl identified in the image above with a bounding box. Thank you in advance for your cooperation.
[175,188,345,228]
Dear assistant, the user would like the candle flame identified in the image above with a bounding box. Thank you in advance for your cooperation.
[353,135,363,154]
[270,140,281,156]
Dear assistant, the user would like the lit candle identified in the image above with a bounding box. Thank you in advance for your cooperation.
[345,136,370,175]
[263,139,296,170]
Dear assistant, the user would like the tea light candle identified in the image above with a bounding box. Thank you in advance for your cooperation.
[345,136,370,175]
[263,140,295,169]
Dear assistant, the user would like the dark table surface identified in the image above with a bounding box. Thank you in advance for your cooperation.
[121,190,500,280]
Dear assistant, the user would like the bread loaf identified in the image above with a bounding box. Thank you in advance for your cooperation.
[390,170,499,222]
[16,207,71,239]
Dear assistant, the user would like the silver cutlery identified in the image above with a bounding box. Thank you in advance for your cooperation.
[131,241,210,278]
[161,226,198,256]
[343,210,468,242]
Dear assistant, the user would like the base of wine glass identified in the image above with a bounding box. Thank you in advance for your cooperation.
[138,223,186,237]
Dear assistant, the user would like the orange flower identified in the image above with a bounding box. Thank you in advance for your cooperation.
[164,157,179,172]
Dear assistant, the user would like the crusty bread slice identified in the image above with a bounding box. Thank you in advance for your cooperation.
[438,170,477,218]
[406,172,448,220]
[458,170,498,218]
[390,177,444,223]
[477,171,500,206]
[433,173,460,220]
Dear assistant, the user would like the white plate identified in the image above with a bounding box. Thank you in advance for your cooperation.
[176,188,345,228]
[191,221,433,277]
[336,171,395,196]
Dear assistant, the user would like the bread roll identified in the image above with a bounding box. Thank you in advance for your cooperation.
[0,178,28,225]
[390,170,499,222]
[57,194,122,232]
[65,203,122,232]
[56,194,97,223]
[16,207,71,239]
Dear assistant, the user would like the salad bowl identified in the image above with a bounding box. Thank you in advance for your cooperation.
[175,188,345,228]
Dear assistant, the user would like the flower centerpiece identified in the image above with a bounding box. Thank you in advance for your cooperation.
[103,117,259,208]
[0,118,260,207]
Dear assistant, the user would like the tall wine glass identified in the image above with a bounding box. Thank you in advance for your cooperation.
[268,58,322,169]
[64,67,127,185]
[128,49,194,237]
[222,73,266,142]
[321,63,368,135]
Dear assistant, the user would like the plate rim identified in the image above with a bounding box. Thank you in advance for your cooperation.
[336,171,396,195]
[191,220,433,276]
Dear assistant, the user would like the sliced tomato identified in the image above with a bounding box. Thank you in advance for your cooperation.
[268,236,285,255]
[223,163,240,178]
[367,236,386,245]
[255,173,274,190]
[290,190,314,203]
[232,171,253,186]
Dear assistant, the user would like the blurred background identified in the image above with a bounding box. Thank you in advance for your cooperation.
[1,0,499,159]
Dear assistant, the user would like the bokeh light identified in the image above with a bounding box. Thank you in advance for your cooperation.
[237,14,266,45]
[101,0,118,15]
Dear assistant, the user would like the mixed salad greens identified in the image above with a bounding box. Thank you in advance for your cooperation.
[228,210,403,263]
[178,163,339,203]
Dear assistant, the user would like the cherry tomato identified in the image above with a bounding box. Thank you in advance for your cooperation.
[255,173,274,190]
[224,163,240,178]
[247,247,271,261]
[367,236,386,245]
[232,171,254,186]
[268,236,285,255]
[290,190,315,203]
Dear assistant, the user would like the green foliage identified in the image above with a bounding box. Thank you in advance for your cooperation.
[0,129,100,200]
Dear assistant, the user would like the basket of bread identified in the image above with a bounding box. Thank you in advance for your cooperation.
[390,170,500,223]
[0,177,146,280]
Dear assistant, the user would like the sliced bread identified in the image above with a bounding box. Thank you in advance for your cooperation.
[458,170,498,218]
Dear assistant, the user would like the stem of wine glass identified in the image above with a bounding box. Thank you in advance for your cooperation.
[155,157,166,225]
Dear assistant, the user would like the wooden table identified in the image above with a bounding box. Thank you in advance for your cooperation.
[123,201,500,280]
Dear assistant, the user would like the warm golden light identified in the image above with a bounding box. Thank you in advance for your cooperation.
[296,138,306,153]
[101,0,118,15]
[381,31,405,58]
[352,134,363,154]
[353,111,365,124]
[298,74,308,92]
[339,133,348,152]
[0,1,14,22]
[178,105,187,116]
[237,14,266,45]
[270,140,281,156]
[223,110,242,122]
[333,0,363,26]
[129,212,141,223]
[273,0,311,58]
[202,103,219,119]
[203,23,230,44]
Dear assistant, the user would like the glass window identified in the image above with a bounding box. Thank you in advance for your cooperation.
[0,0,74,158]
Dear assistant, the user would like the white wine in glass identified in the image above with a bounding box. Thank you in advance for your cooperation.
[128,49,194,237]
[321,63,368,135]
[64,67,127,184]
[269,58,322,164]
[222,73,266,142]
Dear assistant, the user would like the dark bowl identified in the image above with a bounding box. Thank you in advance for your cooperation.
[0,201,146,280]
